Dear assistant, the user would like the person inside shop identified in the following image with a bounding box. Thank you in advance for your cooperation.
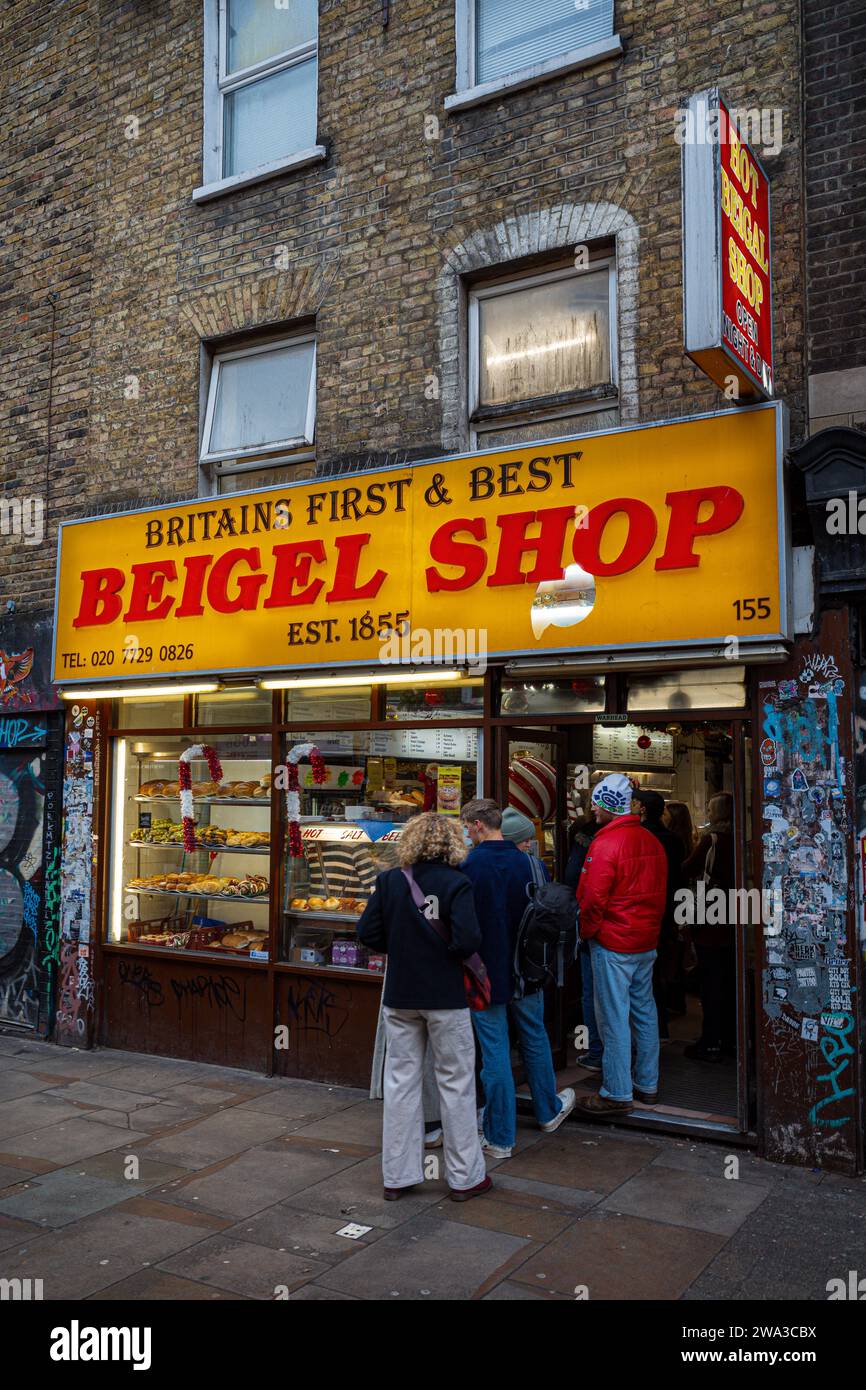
[664,800,697,859]
[357,812,492,1203]
[460,798,575,1159]
[634,790,686,1042]
[572,774,667,1117]
[681,792,737,1063]
[660,799,698,1016]
[564,799,602,1073]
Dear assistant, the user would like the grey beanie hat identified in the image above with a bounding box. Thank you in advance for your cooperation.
[501,806,536,844]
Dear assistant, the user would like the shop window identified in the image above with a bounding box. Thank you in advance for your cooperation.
[114,695,185,730]
[448,0,621,110]
[500,675,605,716]
[281,726,480,970]
[283,686,373,722]
[384,679,484,721]
[108,734,273,959]
[200,334,316,494]
[468,262,617,448]
[194,687,273,726]
[196,0,323,200]
[627,667,747,712]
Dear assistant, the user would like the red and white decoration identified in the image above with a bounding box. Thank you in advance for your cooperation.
[178,744,223,853]
[508,755,556,821]
[283,742,327,857]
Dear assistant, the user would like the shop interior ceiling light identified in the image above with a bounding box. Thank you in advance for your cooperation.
[60,682,220,699]
[261,669,463,690]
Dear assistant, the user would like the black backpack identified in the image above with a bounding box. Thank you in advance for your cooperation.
[513,856,579,998]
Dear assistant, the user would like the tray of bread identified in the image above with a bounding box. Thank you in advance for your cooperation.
[126,871,269,900]
[130,820,270,852]
[136,775,271,803]
[287,895,367,919]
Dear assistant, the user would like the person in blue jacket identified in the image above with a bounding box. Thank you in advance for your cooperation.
[460,798,575,1160]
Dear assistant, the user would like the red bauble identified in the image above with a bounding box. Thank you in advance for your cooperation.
[424,690,445,706]
[637,734,652,750]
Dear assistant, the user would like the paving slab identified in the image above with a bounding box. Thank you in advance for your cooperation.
[0,1094,92,1142]
[491,1173,604,1211]
[158,1233,330,1299]
[155,1144,365,1221]
[600,1164,770,1237]
[0,1206,217,1300]
[153,1083,252,1108]
[234,1083,366,1121]
[501,1129,660,1193]
[649,1143,779,1185]
[290,1100,387,1145]
[0,1211,45,1252]
[65,1151,190,1187]
[89,1269,250,1300]
[483,1280,568,1300]
[101,1102,212,1133]
[281,1153,447,1230]
[225,1204,386,1262]
[315,1210,532,1300]
[286,1283,359,1300]
[435,1189,579,1242]
[0,1165,164,1228]
[80,1060,206,1094]
[0,1070,59,1103]
[142,1109,292,1166]
[42,1080,161,1112]
[2,1117,151,1164]
[510,1211,725,1299]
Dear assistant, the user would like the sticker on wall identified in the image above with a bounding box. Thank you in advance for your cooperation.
[791,769,809,792]
[801,1018,819,1042]
[760,738,778,767]
[778,679,798,700]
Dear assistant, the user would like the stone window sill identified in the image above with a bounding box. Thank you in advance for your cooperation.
[444,36,623,114]
[192,146,328,205]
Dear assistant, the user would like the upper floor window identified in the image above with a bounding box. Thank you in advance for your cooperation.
[200,333,316,494]
[468,260,617,447]
[447,0,621,111]
[196,0,323,201]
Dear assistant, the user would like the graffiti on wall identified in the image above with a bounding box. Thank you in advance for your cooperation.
[760,659,856,1132]
[0,746,47,1027]
[55,705,98,1046]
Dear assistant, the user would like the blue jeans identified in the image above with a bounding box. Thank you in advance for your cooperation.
[580,941,603,1060]
[589,940,659,1102]
[472,991,561,1149]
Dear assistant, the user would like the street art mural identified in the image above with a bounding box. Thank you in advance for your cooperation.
[0,745,46,1027]
[759,645,858,1160]
[55,704,98,1046]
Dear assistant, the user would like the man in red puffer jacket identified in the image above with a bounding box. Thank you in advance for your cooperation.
[574,774,667,1116]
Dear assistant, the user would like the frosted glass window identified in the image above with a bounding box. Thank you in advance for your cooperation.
[478,271,611,407]
[227,0,317,73]
[628,668,747,712]
[476,0,614,83]
[224,58,317,176]
[206,341,315,458]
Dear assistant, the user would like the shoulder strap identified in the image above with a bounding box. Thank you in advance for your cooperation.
[401,866,449,945]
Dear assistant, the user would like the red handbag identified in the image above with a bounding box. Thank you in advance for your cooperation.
[401,867,491,1011]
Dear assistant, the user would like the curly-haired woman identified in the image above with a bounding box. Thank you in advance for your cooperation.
[357,812,491,1203]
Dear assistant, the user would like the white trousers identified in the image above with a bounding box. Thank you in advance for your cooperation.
[382,1007,486,1192]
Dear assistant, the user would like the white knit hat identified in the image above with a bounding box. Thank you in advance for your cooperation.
[591,773,634,816]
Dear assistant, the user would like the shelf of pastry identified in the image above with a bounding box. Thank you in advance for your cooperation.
[128,841,271,855]
[286,897,367,921]
[133,795,271,806]
[125,887,269,903]
[283,917,360,932]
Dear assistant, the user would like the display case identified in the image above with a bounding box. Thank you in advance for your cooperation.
[108,733,273,959]
[279,725,481,970]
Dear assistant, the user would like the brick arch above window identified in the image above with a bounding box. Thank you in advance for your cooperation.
[179,260,338,341]
[436,201,639,452]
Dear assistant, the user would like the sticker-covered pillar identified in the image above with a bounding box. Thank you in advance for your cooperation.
[755,608,862,1172]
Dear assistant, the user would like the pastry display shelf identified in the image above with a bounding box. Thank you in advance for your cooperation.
[133,795,271,806]
[128,841,271,855]
[284,911,361,929]
[125,886,269,904]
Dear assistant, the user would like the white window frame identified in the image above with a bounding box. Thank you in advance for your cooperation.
[199,334,317,469]
[194,0,326,204]
[446,0,622,114]
[468,259,618,425]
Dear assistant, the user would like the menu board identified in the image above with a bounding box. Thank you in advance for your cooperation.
[592,724,674,767]
[368,728,479,760]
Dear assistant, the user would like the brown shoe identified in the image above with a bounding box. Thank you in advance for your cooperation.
[634,1089,658,1104]
[450,1175,493,1203]
[383,1184,419,1201]
[573,1094,633,1117]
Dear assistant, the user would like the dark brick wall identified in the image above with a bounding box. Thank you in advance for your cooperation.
[804,0,866,378]
[0,0,808,623]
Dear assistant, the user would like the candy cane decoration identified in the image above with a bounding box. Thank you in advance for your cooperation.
[178,744,223,853]
[283,742,327,857]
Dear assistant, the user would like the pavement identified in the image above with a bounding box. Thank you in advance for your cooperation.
[0,1034,864,1302]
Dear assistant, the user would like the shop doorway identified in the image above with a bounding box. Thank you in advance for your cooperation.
[497,716,756,1138]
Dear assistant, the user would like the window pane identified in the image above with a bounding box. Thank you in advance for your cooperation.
[476,0,613,83]
[115,695,185,729]
[226,0,317,73]
[194,687,274,725]
[627,667,747,712]
[478,272,610,407]
[283,689,372,721]
[500,676,605,715]
[223,57,317,176]
[209,341,314,456]
[384,680,484,721]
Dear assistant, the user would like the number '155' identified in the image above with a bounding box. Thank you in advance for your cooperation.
[733,597,771,620]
